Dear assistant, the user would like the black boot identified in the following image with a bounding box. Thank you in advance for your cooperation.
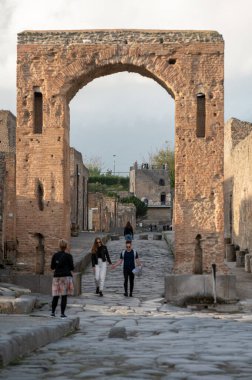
[96,287,99,294]
[99,291,103,297]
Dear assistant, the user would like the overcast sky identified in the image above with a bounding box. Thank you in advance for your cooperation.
[1,0,252,174]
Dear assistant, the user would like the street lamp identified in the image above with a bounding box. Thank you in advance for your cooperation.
[113,154,116,175]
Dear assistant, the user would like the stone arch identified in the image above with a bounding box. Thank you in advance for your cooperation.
[16,30,225,275]
[59,62,177,102]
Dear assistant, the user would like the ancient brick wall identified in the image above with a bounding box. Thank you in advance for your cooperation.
[70,148,89,233]
[0,111,16,264]
[117,203,136,233]
[16,29,225,274]
[144,207,172,227]
[224,118,252,251]
[129,163,172,227]
[88,192,135,233]
[130,163,171,205]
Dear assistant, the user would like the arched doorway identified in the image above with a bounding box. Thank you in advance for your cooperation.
[16,29,225,274]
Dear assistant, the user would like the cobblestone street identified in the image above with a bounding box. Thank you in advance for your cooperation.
[1,234,252,379]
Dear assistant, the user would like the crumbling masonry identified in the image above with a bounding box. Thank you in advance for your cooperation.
[16,29,225,274]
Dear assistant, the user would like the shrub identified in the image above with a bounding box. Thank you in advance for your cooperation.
[120,196,148,218]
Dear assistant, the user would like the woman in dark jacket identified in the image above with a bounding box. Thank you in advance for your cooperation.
[124,221,134,241]
[50,239,74,318]
[91,237,112,296]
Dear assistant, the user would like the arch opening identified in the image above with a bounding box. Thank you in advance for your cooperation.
[66,63,176,103]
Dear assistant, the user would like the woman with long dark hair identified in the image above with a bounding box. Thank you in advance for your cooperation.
[124,221,134,241]
[91,237,112,297]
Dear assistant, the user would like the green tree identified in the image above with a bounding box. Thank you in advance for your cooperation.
[85,156,103,176]
[120,196,148,218]
[149,144,175,188]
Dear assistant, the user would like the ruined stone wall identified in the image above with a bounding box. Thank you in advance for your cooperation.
[70,148,89,232]
[117,203,136,232]
[145,207,172,226]
[0,111,16,264]
[88,192,135,233]
[130,164,171,205]
[224,118,252,251]
[16,29,225,274]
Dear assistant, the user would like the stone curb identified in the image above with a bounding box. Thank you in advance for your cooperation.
[0,315,80,367]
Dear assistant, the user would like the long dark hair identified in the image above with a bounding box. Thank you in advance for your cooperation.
[125,221,132,229]
[91,237,103,254]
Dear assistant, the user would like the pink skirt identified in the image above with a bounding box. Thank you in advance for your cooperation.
[52,276,74,296]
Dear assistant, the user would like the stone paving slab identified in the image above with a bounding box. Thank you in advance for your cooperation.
[2,234,252,378]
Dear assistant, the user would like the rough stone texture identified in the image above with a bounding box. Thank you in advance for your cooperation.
[244,253,251,273]
[108,326,127,339]
[0,295,37,314]
[88,192,135,232]
[153,234,162,240]
[16,29,225,274]
[139,234,148,240]
[0,272,82,296]
[224,118,252,253]
[236,250,245,268]
[165,274,237,304]
[70,148,89,232]
[130,163,172,226]
[0,315,80,366]
[0,111,16,265]
[226,243,236,262]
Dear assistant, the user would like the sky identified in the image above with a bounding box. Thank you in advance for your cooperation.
[1,0,252,174]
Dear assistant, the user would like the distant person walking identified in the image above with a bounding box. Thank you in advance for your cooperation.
[113,240,141,297]
[51,239,74,318]
[91,237,112,297]
[124,221,134,241]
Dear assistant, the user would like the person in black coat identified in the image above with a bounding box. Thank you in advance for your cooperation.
[91,237,112,296]
[50,239,74,318]
[124,221,134,241]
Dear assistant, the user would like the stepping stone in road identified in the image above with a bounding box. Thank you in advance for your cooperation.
[108,327,127,339]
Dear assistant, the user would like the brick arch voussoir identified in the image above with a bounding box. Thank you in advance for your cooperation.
[56,54,178,103]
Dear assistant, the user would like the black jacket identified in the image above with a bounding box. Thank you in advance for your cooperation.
[124,226,133,237]
[91,245,112,267]
[51,251,74,277]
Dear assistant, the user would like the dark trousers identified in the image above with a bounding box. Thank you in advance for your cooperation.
[52,295,67,314]
[123,268,135,294]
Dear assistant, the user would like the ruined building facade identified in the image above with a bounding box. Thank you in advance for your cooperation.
[224,118,252,252]
[16,29,225,275]
[0,111,16,265]
[88,192,136,233]
[0,110,90,270]
[129,162,172,226]
[70,148,89,234]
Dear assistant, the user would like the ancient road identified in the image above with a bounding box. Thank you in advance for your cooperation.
[1,234,252,379]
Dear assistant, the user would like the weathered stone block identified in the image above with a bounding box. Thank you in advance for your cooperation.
[236,250,246,268]
[12,296,37,314]
[226,244,236,262]
[164,274,237,304]
[108,327,127,339]
[139,234,148,240]
[245,254,252,272]
[3,272,82,296]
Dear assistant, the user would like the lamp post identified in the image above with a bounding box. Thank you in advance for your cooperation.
[113,154,116,175]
